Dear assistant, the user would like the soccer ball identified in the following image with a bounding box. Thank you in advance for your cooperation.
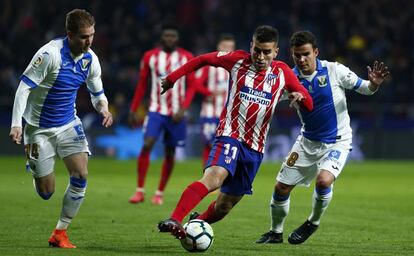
[180,219,214,252]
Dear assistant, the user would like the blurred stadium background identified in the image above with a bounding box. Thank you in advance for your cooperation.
[1,1,413,255]
[0,0,413,160]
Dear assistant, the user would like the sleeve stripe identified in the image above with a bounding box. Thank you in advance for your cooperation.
[20,75,38,88]
[352,78,363,90]
[88,89,104,96]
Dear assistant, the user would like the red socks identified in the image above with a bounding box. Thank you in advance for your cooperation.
[158,156,175,192]
[137,149,150,188]
[198,201,224,224]
[171,181,209,222]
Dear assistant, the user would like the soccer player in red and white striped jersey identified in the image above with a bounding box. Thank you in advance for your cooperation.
[195,34,236,166]
[128,25,196,205]
[158,25,313,239]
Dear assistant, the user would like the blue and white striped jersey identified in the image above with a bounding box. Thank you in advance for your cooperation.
[293,59,375,144]
[20,37,105,128]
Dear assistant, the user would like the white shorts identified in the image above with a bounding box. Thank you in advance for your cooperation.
[276,135,352,187]
[23,118,91,178]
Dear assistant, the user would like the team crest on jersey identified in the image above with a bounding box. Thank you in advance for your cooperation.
[217,51,230,57]
[308,85,313,93]
[317,75,327,87]
[225,156,232,164]
[81,59,90,71]
[267,73,278,85]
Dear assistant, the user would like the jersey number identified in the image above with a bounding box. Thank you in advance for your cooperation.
[25,143,39,160]
[223,143,237,159]
[286,152,299,167]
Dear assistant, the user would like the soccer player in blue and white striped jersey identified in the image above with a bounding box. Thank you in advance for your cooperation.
[9,9,113,248]
[256,31,389,245]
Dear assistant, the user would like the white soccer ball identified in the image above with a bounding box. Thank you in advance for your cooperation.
[180,219,214,252]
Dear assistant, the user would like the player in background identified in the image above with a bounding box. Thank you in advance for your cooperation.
[128,25,196,205]
[9,9,113,248]
[157,25,313,240]
[195,34,236,166]
[255,31,389,245]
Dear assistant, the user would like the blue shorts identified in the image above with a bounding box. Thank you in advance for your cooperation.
[143,112,186,147]
[200,117,219,144]
[206,136,263,196]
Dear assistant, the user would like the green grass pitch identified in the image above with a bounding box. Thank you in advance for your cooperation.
[0,156,413,255]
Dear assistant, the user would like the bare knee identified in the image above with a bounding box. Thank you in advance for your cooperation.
[63,153,89,179]
[275,182,294,196]
[316,171,334,189]
[70,167,88,180]
[199,167,228,191]
[34,179,55,200]
[143,137,156,151]
[165,147,176,158]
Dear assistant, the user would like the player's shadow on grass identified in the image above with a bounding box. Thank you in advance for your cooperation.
[82,244,186,255]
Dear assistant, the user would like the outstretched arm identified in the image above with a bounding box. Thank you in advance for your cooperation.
[367,61,390,92]
[337,61,389,95]
[161,51,243,94]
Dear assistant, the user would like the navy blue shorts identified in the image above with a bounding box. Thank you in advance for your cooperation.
[200,117,219,144]
[206,136,263,196]
[143,112,186,147]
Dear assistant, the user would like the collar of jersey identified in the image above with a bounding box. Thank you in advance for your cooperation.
[62,37,85,62]
[293,58,323,78]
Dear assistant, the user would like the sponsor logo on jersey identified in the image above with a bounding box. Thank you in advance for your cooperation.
[328,150,341,159]
[73,135,86,142]
[308,85,313,93]
[239,86,271,106]
[317,75,327,87]
[217,51,230,57]
[33,55,43,67]
[74,124,85,135]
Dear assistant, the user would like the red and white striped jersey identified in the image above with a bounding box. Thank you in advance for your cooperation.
[130,47,195,116]
[167,50,313,153]
[195,66,229,118]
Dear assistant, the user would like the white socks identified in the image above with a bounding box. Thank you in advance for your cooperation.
[56,177,87,230]
[308,186,333,226]
[270,193,290,233]
[270,186,333,233]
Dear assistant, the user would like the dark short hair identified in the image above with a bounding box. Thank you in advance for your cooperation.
[290,31,317,48]
[65,9,95,34]
[253,25,279,43]
[161,24,179,33]
[217,33,235,43]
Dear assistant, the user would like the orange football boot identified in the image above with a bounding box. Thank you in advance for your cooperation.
[48,229,76,248]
